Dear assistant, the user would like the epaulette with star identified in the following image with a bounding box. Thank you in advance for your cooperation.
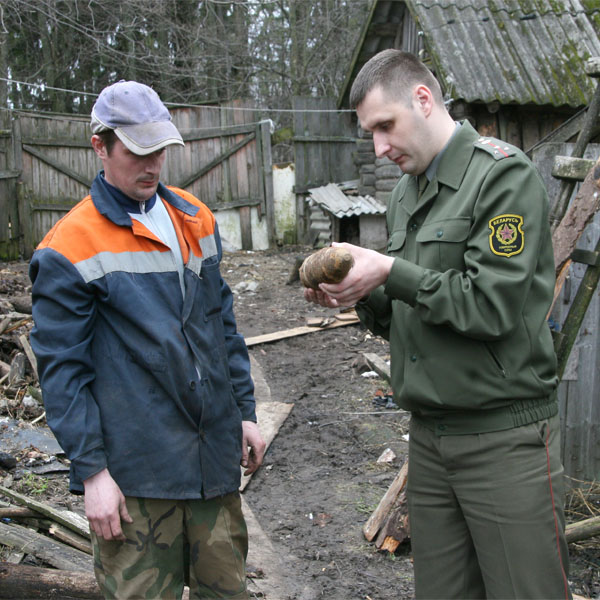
[473,137,517,160]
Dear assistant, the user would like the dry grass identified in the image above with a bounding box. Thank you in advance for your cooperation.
[565,478,600,523]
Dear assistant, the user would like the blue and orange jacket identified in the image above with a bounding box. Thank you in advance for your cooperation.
[29,172,255,499]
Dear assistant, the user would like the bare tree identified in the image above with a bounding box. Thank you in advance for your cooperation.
[2,0,368,122]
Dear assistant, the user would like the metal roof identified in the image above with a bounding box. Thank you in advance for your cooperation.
[339,0,600,109]
[307,183,387,218]
[412,0,600,108]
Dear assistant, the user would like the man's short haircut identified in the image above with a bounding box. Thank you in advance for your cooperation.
[350,49,444,109]
[95,129,118,156]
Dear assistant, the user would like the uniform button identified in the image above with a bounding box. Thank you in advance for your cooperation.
[199,429,206,441]
[437,424,447,431]
[436,230,443,238]
[410,354,417,362]
[189,380,196,390]
[410,223,418,232]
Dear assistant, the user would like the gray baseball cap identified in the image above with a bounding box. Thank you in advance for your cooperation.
[91,80,184,155]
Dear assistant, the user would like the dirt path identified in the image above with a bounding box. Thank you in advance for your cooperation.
[223,247,413,599]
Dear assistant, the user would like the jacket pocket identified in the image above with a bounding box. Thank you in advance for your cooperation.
[484,342,508,378]
[387,229,407,255]
[199,256,222,319]
[416,217,471,271]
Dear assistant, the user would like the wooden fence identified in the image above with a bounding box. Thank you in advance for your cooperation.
[292,97,358,242]
[0,101,275,258]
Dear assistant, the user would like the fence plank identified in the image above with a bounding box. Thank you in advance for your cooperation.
[260,120,276,247]
[178,133,255,190]
[23,145,93,188]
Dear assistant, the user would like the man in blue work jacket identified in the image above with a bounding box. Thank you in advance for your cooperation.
[30,80,265,599]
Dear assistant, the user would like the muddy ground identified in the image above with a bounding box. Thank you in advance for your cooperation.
[0,248,598,600]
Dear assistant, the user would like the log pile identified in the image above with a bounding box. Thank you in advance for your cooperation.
[0,485,100,599]
[0,266,43,422]
[363,460,409,552]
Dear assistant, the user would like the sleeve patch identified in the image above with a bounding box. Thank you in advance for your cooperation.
[489,214,524,257]
[474,137,516,160]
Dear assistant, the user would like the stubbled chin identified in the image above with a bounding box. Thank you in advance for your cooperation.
[134,187,157,202]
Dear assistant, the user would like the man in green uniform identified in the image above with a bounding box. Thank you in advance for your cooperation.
[305,50,571,599]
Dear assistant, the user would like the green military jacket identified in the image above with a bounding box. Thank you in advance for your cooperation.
[356,121,558,435]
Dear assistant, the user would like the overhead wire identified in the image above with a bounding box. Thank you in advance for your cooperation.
[0,77,355,115]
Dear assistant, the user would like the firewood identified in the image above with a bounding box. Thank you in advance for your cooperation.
[48,523,93,555]
[0,485,90,539]
[18,334,38,380]
[0,562,102,599]
[8,352,26,385]
[566,515,600,543]
[0,507,40,519]
[0,521,92,572]
[363,460,408,542]
[374,487,409,551]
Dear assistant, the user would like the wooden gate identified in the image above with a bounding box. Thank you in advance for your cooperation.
[0,102,275,258]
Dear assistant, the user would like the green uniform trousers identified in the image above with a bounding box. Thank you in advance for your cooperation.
[91,493,249,599]
[407,414,572,599]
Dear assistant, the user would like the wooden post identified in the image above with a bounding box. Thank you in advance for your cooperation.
[260,120,276,248]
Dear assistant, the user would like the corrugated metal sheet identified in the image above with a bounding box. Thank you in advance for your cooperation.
[307,183,387,218]
[410,0,600,108]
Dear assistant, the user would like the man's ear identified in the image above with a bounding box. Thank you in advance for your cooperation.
[91,135,108,159]
[413,84,434,117]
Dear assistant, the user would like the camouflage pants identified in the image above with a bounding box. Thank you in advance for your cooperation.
[91,493,249,599]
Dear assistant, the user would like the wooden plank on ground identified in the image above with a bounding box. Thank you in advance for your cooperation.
[245,310,359,347]
[363,352,391,382]
[241,354,293,491]
[240,401,293,491]
[242,496,302,599]
[0,486,89,539]
[0,521,93,572]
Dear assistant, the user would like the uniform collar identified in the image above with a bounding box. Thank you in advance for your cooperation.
[434,120,479,191]
[90,171,199,227]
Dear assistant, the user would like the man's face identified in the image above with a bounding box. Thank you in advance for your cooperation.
[92,137,166,202]
[356,85,432,175]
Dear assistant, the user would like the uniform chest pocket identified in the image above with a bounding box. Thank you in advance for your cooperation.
[387,229,407,256]
[416,217,471,271]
